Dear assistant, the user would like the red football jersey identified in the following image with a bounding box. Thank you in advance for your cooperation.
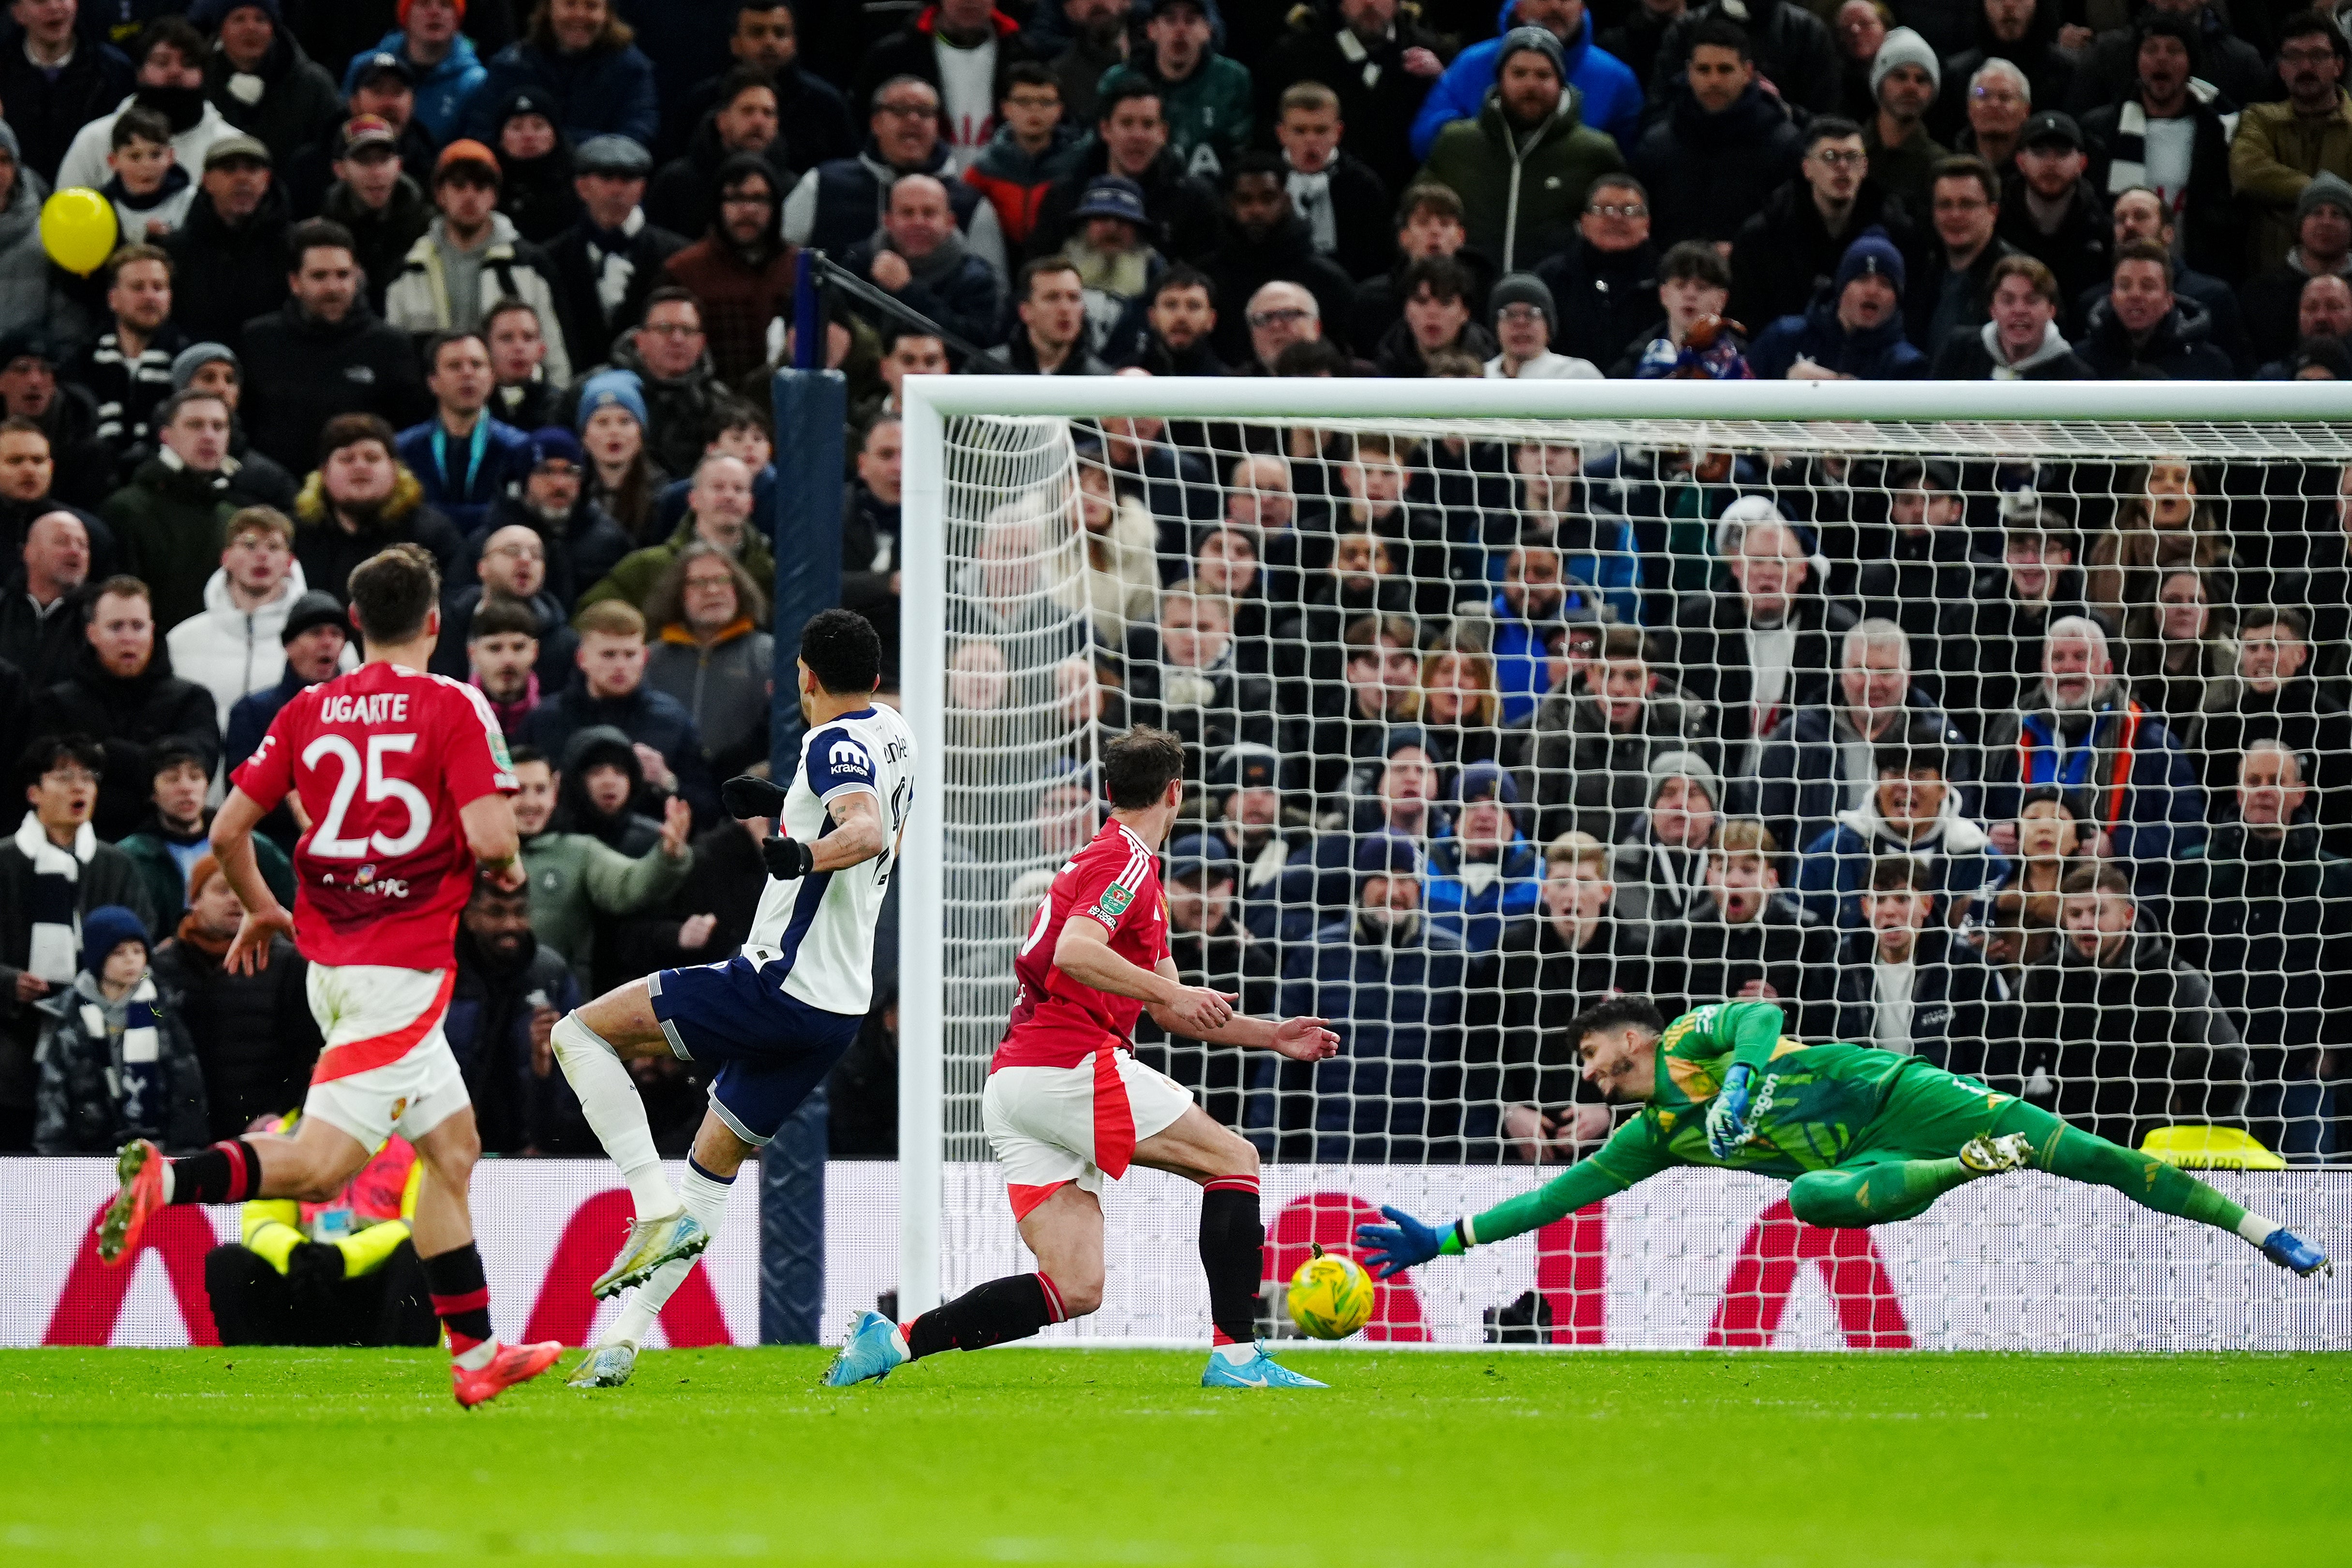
[230,662,517,971]
[993,820,1170,1071]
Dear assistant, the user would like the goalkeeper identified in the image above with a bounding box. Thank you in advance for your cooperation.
[1357,997,2331,1281]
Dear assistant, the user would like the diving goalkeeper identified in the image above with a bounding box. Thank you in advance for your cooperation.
[1356,997,2331,1281]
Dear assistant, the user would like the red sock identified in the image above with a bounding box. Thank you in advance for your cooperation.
[420,1243,494,1355]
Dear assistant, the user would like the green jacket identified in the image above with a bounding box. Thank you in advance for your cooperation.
[100,455,238,632]
[117,825,295,931]
[1418,87,1624,274]
[1098,53,1253,179]
[575,515,778,621]
[519,828,692,988]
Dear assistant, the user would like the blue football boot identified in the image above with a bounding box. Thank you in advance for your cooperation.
[823,1310,910,1386]
[1200,1343,1326,1389]
[2262,1227,2332,1278]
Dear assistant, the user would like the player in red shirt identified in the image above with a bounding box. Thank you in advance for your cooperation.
[95,544,562,1408]
[827,727,1340,1390]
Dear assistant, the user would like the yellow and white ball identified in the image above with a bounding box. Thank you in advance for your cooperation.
[1286,1247,1375,1340]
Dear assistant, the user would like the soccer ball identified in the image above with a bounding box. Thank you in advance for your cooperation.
[1286,1245,1375,1340]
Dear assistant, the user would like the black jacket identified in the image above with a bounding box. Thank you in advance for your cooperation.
[1661,590,1857,747]
[664,61,855,168]
[1649,894,1842,1041]
[1470,915,1651,1120]
[1831,926,2014,1077]
[446,922,592,1156]
[203,29,342,167]
[1902,236,2019,353]
[2072,258,2250,372]
[1256,9,1456,199]
[1629,80,1804,248]
[1535,236,1659,369]
[2172,821,2352,1062]
[2066,9,2275,119]
[1729,177,1913,331]
[0,573,87,689]
[1928,324,2098,381]
[1027,140,1223,265]
[2075,294,2236,379]
[1134,913,1281,1131]
[521,673,722,826]
[26,640,222,841]
[2080,92,2242,284]
[0,31,134,182]
[850,11,1039,129]
[1651,0,1841,117]
[1346,247,1497,359]
[644,110,799,245]
[840,482,902,687]
[1932,564,2093,726]
[159,184,292,353]
[2191,674,2352,850]
[460,492,633,612]
[1996,173,2114,313]
[1202,212,1360,367]
[238,297,432,473]
[431,585,579,690]
[1290,149,1394,284]
[2016,929,2248,1148]
[545,212,690,371]
[320,175,434,314]
[149,932,320,1141]
[0,828,153,1119]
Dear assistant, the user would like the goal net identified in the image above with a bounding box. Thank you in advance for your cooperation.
[895,378,2352,1351]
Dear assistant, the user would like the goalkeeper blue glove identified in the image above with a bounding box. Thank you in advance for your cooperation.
[1354,1206,1459,1280]
[1705,1062,1757,1159]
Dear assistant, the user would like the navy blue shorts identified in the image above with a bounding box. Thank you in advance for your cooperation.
[646,952,864,1146]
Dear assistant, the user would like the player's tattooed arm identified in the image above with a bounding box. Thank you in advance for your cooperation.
[807,790,888,871]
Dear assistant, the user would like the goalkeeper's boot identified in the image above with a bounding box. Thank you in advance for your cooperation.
[1201,1343,1326,1390]
[2261,1227,2332,1279]
[97,1139,166,1265]
[824,1310,909,1386]
[1958,1133,2035,1176]
[452,1341,565,1409]
[568,1341,639,1389]
[591,1210,709,1299]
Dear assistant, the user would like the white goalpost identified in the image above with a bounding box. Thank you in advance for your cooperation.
[895,375,2352,1350]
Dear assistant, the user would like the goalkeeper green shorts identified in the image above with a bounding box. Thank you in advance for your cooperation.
[1837,1062,2054,1168]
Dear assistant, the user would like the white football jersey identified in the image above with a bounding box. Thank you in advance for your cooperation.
[744,703,917,1015]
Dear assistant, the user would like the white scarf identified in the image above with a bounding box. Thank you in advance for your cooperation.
[74,972,165,1139]
[1286,163,1336,253]
[592,207,648,317]
[16,811,92,984]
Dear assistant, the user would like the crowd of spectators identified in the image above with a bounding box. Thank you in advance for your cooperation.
[0,0,2347,1170]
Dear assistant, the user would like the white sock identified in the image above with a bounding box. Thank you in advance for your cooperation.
[1214,1341,1257,1365]
[609,1158,736,1345]
[551,1014,677,1219]
[453,1338,499,1371]
[2237,1210,2281,1247]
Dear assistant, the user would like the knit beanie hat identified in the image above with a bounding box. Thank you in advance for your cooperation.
[1496,25,1567,82]
[81,905,149,978]
[1834,226,1907,296]
[170,342,238,391]
[575,369,648,433]
[1489,271,1557,330]
[1871,27,1941,98]
[2298,171,2352,226]
[185,851,223,901]
[1649,749,1721,807]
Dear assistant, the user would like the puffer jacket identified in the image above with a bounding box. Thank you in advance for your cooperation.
[290,468,466,604]
[383,212,575,386]
[459,36,659,151]
[164,561,316,730]
[1629,79,1803,247]
[98,452,237,631]
[203,29,342,166]
[961,119,1085,249]
[149,931,318,1141]
[1411,1,1645,157]
[2074,294,2235,380]
[0,163,74,342]
[1417,85,1626,274]
[1747,287,1930,381]
[343,30,489,146]
[32,969,208,1154]
[1793,794,2006,929]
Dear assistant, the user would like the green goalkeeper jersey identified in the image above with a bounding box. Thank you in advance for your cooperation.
[1460,1001,1952,1247]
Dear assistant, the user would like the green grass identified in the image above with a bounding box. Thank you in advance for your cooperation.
[0,1348,2345,1567]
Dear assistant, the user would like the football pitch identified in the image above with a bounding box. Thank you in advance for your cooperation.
[1,1348,2344,1567]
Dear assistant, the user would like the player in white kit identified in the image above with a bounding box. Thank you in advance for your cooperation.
[95,543,563,1407]
[548,609,912,1388]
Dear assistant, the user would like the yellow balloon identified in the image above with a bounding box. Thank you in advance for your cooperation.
[40,187,119,277]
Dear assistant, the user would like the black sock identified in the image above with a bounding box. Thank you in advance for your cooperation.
[906,1271,1060,1359]
[420,1242,494,1353]
[168,1139,261,1206]
[1199,1180,1265,1347]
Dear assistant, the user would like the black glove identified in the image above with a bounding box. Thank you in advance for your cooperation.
[285,1239,346,1291]
[721,774,789,821]
[761,833,817,881]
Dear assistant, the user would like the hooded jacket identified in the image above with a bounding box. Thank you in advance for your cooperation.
[344,29,489,146]
[520,674,721,827]
[2016,927,2246,1148]
[203,27,342,167]
[2074,292,2236,379]
[1631,80,1805,248]
[461,34,660,151]
[644,108,799,243]
[1748,287,1931,381]
[1795,792,2005,928]
[239,294,433,472]
[515,785,692,991]
[1418,84,1626,274]
[1931,318,2097,380]
[1411,1,1644,158]
[1751,691,1977,858]
[384,211,576,387]
[99,451,237,631]
[165,559,315,729]
[290,467,466,606]
[662,170,802,386]
[27,640,222,841]
[1425,826,1543,954]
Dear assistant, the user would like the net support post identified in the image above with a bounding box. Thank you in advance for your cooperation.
[897,378,949,1317]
